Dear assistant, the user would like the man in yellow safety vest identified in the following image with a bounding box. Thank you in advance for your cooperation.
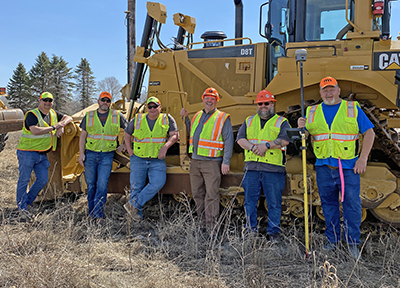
[237,90,291,242]
[79,91,128,223]
[124,96,179,221]
[180,87,233,236]
[298,77,375,259]
[17,92,72,216]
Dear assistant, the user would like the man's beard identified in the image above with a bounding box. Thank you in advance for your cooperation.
[257,108,274,119]
[99,105,110,112]
[323,98,336,105]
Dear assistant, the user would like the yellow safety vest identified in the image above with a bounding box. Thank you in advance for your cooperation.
[86,110,120,152]
[133,113,169,158]
[189,109,229,157]
[18,108,58,152]
[305,100,360,160]
[244,114,288,167]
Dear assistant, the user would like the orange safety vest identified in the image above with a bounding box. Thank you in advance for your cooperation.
[189,109,229,157]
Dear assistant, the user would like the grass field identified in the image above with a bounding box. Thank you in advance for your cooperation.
[1,131,400,287]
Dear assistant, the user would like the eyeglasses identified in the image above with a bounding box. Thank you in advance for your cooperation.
[41,98,53,103]
[203,96,217,101]
[147,104,160,110]
[100,98,111,103]
[257,102,272,106]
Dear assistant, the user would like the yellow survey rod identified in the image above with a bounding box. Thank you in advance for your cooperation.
[295,48,310,257]
[301,130,309,256]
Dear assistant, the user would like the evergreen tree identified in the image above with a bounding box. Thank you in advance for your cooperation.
[49,55,74,113]
[6,63,33,112]
[75,58,96,109]
[29,52,51,100]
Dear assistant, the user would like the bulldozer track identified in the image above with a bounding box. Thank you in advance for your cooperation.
[0,133,8,153]
[358,100,400,168]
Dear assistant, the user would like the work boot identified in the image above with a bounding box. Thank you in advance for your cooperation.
[269,233,281,244]
[207,232,219,243]
[349,244,362,260]
[322,242,337,252]
[18,210,33,222]
[95,218,106,228]
[124,202,142,222]
[27,205,38,214]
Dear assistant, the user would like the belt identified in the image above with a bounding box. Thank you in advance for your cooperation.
[327,165,338,170]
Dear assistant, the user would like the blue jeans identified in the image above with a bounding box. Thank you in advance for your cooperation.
[243,170,286,234]
[129,154,166,217]
[16,150,50,211]
[316,165,361,244]
[84,150,114,218]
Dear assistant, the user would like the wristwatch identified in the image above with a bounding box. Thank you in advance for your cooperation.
[265,142,271,149]
[52,125,56,130]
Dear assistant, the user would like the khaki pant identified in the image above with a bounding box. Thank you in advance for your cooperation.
[190,159,222,232]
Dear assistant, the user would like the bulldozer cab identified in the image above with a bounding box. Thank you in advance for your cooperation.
[302,0,352,41]
[267,0,399,49]
[264,0,391,50]
[261,0,359,81]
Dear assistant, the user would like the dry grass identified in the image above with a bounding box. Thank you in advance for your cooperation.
[1,131,400,287]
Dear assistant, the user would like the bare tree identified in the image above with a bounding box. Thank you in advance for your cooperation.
[97,76,122,99]
[138,86,147,104]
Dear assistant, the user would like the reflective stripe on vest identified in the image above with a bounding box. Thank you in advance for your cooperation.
[17,108,58,152]
[189,110,229,158]
[305,100,360,160]
[133,136,167,143]
[189,111,202,147]
[85,109,120,152]
[132,113,169,158]
[312,133,330,142]
[347,101,355,118]
[244,114,288,167]
[331,133,359,141]
[307,105,319,124]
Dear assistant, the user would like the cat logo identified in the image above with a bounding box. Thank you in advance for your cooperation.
[373,52,400,71]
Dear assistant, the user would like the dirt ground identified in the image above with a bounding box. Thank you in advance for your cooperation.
[1,131,400,288]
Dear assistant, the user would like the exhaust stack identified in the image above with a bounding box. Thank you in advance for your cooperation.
[234,0,243,45]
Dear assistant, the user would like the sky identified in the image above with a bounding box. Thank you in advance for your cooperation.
[1,0,400,97]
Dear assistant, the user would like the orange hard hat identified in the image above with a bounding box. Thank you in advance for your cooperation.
[202,87,220,101]
[254,90,276,103]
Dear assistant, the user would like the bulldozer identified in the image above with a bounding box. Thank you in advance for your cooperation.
[0,87,24,153]
[39,0,400,229]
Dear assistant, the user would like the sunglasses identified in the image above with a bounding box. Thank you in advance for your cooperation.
[257,102,272,106]
[41,98,53,102]
[100,98,111,103]
[147,104,160,110]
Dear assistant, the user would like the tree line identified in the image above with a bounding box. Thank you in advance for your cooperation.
[6,52,122,115]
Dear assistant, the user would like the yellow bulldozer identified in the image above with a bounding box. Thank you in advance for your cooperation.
[30,0,400,229]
